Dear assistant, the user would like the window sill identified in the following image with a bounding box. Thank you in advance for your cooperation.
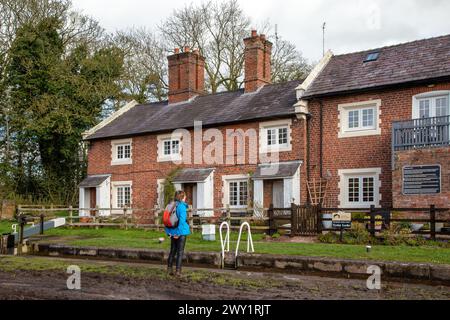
[157,155,182,163]
[228,206,249,210]
[111,160,133,166]
[259,146,292,154]
[338,129,381,139]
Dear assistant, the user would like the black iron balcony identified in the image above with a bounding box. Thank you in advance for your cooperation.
[392,115,450,152]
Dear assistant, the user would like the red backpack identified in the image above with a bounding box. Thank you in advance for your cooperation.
[163,202,179,228]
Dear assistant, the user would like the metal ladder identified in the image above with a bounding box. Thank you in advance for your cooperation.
[219,221,254,269]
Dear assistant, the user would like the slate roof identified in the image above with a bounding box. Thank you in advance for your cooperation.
[79,175,110,188]
[253,161,302,179]
[303,34,450,99]
[172,168,214,183]
[86,80,301,141]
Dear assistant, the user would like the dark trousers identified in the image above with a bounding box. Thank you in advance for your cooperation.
[168,236,187,271]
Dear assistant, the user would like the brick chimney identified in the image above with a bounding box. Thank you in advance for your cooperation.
[244,30,272,93]
[167,47,205,104]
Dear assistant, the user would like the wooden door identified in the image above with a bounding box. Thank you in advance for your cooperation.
[89,187,97,216]
[183,184,196,209]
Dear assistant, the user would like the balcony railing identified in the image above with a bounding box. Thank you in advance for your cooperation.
[392,115,450,151]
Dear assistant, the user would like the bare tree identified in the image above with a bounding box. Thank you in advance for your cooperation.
[271,35,312,83]
[159,0,311,94]
[112,28,168,105]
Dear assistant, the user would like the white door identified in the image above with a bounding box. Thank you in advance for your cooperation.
[415,95,450,143]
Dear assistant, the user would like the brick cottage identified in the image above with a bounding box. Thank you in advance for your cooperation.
[80,32,450,221]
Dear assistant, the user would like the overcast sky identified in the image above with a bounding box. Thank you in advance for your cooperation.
[72,0,450,62]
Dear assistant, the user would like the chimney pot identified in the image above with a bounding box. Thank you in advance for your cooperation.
[260,34,266,41]
[251,29,258,37]
[174,48,180,54]
[184,46,190,53]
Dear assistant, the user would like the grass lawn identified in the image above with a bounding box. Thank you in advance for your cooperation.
[0,220,16,234]
[40,227,450,265]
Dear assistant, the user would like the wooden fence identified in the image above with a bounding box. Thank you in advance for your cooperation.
[321,205,450,241]
[14,204,450,241]
[15,205,272,233]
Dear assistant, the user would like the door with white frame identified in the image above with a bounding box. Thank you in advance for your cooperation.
[413,92,450,143]
[414,93,449,119]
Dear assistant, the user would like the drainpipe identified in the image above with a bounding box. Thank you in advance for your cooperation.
[305,114,311,205]
[319,100,324,179]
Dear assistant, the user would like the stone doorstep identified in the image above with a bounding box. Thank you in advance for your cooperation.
[28,243,450,283]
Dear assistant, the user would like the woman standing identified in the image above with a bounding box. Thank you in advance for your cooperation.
[165,190,191,277]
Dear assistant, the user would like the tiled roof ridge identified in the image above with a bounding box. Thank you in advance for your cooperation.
[334,34,450,58]
[137,79,303,107]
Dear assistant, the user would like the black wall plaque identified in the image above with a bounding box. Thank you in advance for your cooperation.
[403,165,441,195]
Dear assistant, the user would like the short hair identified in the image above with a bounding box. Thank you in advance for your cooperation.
[174,190,186,202]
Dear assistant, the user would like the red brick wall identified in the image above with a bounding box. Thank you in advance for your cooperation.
[87,117,306,221]
[244,32,272,93]
[393,147,450,210]
[167,50,205,104]
[307,82,450,208]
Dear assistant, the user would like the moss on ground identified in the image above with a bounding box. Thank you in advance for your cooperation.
[0,256,282,289]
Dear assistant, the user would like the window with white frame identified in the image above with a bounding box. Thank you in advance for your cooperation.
[111,139,132,165]
[338,168,381,208]
[116,185,131,208]
[414,93,450,119]
[228,180,248,207]
[347,176,375,204]
[267,127,288,146]
[117,144,131,160]
[259,119,292,153]
[163,139,180,156]
[338,100,381,138]
[157,134,182,162]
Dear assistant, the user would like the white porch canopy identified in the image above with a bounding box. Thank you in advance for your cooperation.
[253,161,302,208]
[78,175,111,216]
[172,168,215,216]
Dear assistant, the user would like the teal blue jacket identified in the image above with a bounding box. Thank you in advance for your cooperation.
[165,201,191,237]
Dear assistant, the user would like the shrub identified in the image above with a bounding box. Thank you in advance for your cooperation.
[318,224,373,245]
[318,232,339,244]
[271,233,281,239]
[163,167,182,207]
[379,223,427,246]
[352,212,366,221]
[343,223,372,245]
[251,220,267,227]
[318,222,444,247]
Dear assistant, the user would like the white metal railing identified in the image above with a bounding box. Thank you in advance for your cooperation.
[235,222,255,266]
[219,222,230,268]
